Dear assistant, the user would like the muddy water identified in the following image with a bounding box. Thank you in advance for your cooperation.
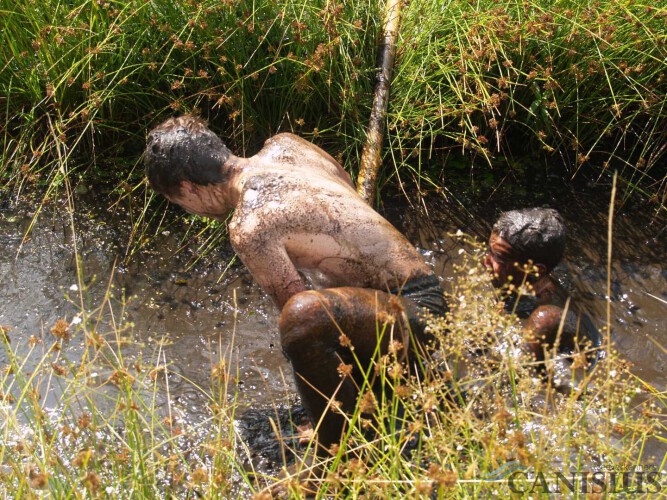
[0,185,665,462]
[0,193,290,416]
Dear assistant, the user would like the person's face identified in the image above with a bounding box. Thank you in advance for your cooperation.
[484,232,521,288]
[165,182,230,221]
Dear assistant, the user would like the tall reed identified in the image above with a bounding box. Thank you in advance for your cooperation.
[1,0,665,206]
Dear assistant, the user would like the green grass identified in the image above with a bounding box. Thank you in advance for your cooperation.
[0,0,378,191]
[1,0,666,208]
[0,281,248,497]
[388,0,667,205]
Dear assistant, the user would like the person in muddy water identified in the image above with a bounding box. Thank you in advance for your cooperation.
[485,208,603,373]
[144,115,448,452]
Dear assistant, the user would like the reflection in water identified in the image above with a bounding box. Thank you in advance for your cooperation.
[0,188,665,463]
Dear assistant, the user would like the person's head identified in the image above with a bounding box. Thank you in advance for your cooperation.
[144,115,234,217]
[485,208,566,287]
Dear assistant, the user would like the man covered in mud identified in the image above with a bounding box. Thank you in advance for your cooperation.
[144,115,447,451]
[485,208,603,371]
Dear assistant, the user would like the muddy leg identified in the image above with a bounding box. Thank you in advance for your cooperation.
[278,287,422,451]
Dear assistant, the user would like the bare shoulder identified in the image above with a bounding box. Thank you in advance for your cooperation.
[266,132,302,141]
[263,132,325,151]
[228,173,317,244]
[258,133,329,162]
[228,205,259,250]
[526,303,588,348]
[257,133,353,186]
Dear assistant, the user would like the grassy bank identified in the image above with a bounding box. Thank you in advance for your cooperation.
[0,235,664,497]
[1,0,666,206]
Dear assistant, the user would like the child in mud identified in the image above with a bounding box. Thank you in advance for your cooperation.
[484,208,603,371]
[144,115,448,452]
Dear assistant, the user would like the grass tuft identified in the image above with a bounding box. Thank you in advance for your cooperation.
[1,0,665,210]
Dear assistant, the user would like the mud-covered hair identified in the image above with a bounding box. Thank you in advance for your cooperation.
[144,115,231,197]
[492,207,566,272]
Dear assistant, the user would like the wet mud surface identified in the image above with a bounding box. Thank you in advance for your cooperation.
[0,183,665,467]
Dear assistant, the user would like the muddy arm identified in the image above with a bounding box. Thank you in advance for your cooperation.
[231,233,306,309]
[524,304,585,358]
[523,305,565,359]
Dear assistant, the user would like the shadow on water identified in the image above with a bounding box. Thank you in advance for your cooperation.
[0,179,665,468]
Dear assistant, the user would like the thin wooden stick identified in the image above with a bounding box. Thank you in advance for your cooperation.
[356,0,402,205]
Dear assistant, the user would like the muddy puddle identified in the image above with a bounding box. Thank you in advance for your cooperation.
[0,193,290,413]
[0,183,665,467]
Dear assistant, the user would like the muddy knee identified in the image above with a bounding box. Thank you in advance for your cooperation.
[279,290,339,357]
[280,287,416,360]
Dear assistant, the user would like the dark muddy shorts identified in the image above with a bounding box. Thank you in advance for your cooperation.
[389,274,448,348]
[390,274,449,318]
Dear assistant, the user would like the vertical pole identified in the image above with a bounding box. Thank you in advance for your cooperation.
[356,0,402,205]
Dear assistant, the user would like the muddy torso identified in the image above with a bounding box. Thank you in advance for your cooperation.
[227,134,431,307]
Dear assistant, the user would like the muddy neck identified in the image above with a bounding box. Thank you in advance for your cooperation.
[216,155,253,207]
